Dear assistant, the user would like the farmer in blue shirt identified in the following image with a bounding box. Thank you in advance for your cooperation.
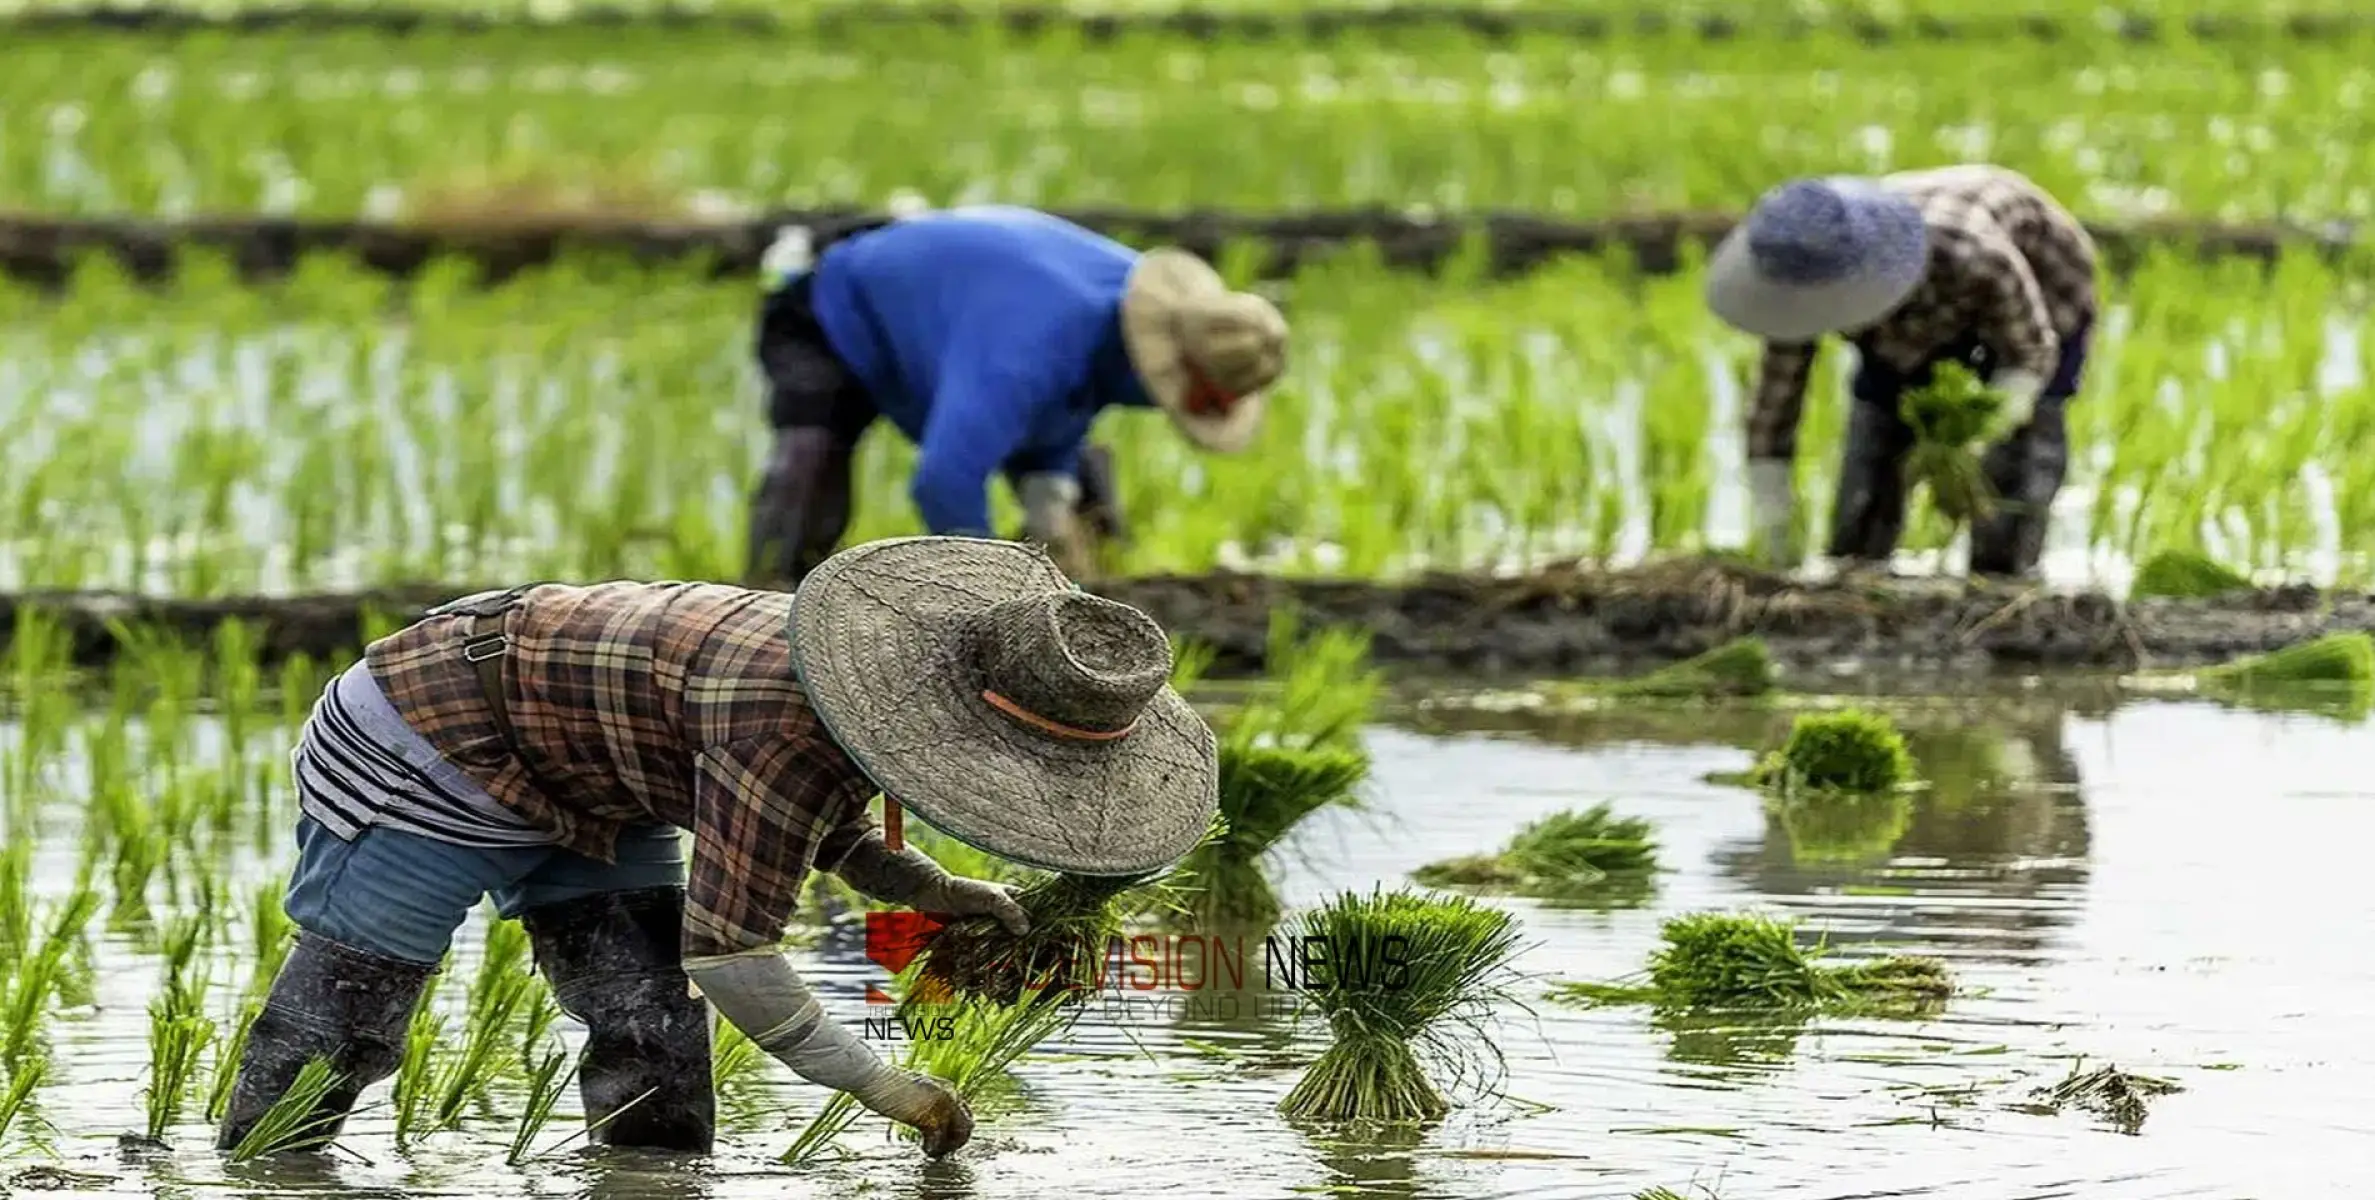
[746,208,1290,585]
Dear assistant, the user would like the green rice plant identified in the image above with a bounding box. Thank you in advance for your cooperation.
[1765,787,1916,865]
[2,888,101,1066]
[390,989,446,1147]
[1230,612,1383,753]
[1749,709,1917,796]
[1549,912,1951,1017]
[0,1061,48,1149]
[1276,888,1524,1124]
[1170,637,1219,694]
[1411,804,1660,903]
[205,1002,262,1125]
[2194,631,2375,702]
[505,1047,573,1166]
[247,885,296,1002]
[913,871,1145,1006]
[0,841,29,962]
[1587,638,1776,700]
[142,992,217,1142]
[2130,549,2255,600]
[223,1057,346,1163]
[1900,362,2004,526]
[1170,737,1368,930]
[516,984,561,1070]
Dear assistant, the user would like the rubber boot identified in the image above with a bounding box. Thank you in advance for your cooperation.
[1826,392,1919,564]
[1967,395,2071,579]
[519,886,715,1153]
[216,933,435,1154]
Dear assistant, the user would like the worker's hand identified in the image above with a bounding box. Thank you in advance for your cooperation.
[855,1070,974,1158]
[1747,458,1802,569]
[912,875,1031,936]
[1980,368,2045,446]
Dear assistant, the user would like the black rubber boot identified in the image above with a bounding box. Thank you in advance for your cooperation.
[1968,395,2071,579]
[519,886,715,1153]
[1825,393,1920,563]
[216,933,436,1154]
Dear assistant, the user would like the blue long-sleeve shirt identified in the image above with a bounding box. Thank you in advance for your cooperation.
[807,207,1155,535]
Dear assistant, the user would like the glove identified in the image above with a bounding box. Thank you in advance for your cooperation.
[1018,472,1102,581]
[1983,368,2045,445]
[684,950,975,1158]
[1747,458,1801,568]
[834,832,1031,935]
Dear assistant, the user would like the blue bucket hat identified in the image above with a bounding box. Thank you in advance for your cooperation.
[1706,176,1929,340]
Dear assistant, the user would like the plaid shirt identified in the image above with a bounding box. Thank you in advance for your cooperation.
[1745,165,2100,462]
[367,582,879,960]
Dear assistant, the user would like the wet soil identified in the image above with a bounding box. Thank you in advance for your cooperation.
[5,3,2367,43]
[3,559,2365,677]
[0,209,2349,289]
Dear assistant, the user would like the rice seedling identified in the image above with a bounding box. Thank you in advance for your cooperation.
[2,888,101,1066]
[246,884,296,1002]
[1170,737,1369,930]
[1748,709,1918,797]
[1275,888,1524,1125]
[141,991,216,1142]
[2190,632,2375,723]
[2130,550,2255,600]
[0,1062,48,1150]
[1548,912,1952,1018]
[1588,638,1776,701]
[1900,363,2004,526]
[505,1047,573,1167]
[2028,1059,2184,1134]
[204,1003,261,1125]
[1230,614,1383,754]
[223,1057,346,1162]
[912,871,1147,1006]
[390,981,446,1147]
[1410,804,1659,903]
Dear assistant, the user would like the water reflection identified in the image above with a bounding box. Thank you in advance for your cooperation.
[1299,1123,1427,1200]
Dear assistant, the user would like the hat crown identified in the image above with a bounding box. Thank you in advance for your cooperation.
[1180,292,1288,397]
[1744,178,1892,285]
[971,591,1173,740]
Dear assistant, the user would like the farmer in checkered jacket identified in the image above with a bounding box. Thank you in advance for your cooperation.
[217,537,1219,1161]
[747,207,1288,587]
[1707,165,2100,578]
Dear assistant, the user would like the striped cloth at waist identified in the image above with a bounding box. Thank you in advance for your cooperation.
[292,661,554,849]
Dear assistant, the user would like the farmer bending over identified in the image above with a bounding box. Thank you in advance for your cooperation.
[1708,164,2099,577]
[746,206,1289,587]
[218,536,1221,1158]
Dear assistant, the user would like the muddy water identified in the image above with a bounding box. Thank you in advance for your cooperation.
[6,687,2373,1199]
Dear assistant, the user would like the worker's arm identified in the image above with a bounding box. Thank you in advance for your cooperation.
[676,737,972,1157]
[1744,341,1818,565]
[828,799,1030,930]
[911,351,1084,538]
[1966,235,2061,435]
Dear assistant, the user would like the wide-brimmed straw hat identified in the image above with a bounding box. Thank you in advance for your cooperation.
[1120,248,1289,454]
[790,536,1219,877]
[1706,176,1931,341]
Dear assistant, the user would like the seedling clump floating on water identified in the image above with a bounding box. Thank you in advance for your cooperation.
[1750,709,1917,796]
[2190,631,2375,722]
[2130,549,2254,600]
[1551,912,1951,1017]
[1276,887,1524,1125]
[2028,1059,2183,1134]
[1588,637,1776,700]
[1175,736,1368,929]
[1411,803,1659,903]
[1899,362,2003,525]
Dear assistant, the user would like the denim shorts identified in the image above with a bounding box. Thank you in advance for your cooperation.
[281,816,689,966]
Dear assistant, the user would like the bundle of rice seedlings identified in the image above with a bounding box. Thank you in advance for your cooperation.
[2191,631,2375,723]
[223,1058,346,1163]
[1171,735,1369,929]
[1550,912,1951,1017]
[1749,709,1917,796]
[1230,610,1383,753]
[1590,637,1776,700]
[1276,888,1524,1124]
[2130,549,2254,600]
[911,870,1147,1007]
[1412,804,1659,902]
[1899,361,2003,524]
[141,989,216,1142]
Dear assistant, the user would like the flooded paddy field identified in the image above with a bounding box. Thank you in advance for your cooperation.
[4,670,2367,1199]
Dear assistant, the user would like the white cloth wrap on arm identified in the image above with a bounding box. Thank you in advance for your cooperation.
[1017,472,1081,545]
[1988,367,2046,431]
[683,949,936,1116]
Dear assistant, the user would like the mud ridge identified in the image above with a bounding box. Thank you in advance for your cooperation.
[8,4,2375,43]
[0,210,2358,290]
[3,561,2365,679]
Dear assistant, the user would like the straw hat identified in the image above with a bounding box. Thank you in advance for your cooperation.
[1120,248,1289,454]
[1706,176,1931,341]
[790,536,1219,877]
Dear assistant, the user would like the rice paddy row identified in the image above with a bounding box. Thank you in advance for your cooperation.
[4,245,2372,596]
[6,28,2375,222]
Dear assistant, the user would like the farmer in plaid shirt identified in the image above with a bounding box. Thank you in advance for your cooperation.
[1706,165,2100,577]
[218,536,1220,1160]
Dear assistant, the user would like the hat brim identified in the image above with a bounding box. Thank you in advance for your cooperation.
[1120,248,1268,454]
[791,535,1219,878]
[1704,217,1927,342]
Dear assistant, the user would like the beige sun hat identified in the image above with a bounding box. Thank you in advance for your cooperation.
[789,535,1219,877]
[1120,248,1289,454]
